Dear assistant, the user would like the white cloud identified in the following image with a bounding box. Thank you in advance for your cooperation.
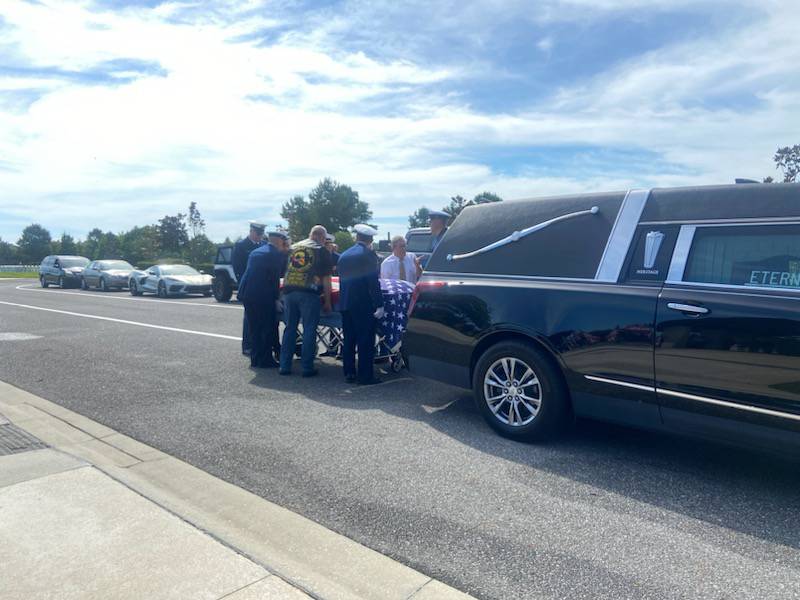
[0,0,798,243]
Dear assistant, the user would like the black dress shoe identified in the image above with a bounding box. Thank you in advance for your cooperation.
[358,378,383,386]
[302,369,319,378]
[255,360,279,369]
[279,370,291,376]
[344,375,357,384]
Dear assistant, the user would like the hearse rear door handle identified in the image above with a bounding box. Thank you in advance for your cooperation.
[667,302,710,316]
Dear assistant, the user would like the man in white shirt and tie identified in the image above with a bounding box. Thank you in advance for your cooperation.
[380,235,422,284]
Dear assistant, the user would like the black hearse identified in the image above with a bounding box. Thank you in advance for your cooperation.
[404,183,800,453]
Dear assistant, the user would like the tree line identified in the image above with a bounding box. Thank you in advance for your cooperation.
[4,147,795,266]
[0,202,220,268]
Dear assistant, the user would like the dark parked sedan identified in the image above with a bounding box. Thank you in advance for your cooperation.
[404,182,800,455]
[38,255,90,288]
[81,260,135,291]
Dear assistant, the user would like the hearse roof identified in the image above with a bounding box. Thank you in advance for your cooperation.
[641,182,800,222]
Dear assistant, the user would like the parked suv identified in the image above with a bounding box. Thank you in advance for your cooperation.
[404,183,800,454]
[39,255,90,288]
[405,227,433,267]
[212,245,236,302]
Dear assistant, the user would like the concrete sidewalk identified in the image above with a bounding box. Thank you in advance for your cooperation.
[0,381,474,600]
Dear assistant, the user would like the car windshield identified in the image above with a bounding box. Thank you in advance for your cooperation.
[99,261,133,271]
[60,257,89,268]
[406,233,432,253]
[159,265,199,276]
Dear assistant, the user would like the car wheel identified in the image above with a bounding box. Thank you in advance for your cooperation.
[129,280,142,296]
[100,277,108,292]
[212,276,233,302]
[58,276,65,289]
[473,341,569,442]
[157,281,168,298]
[80,278,87,290]
[40,276,49,288]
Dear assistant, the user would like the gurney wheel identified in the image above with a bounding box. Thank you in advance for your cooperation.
[391,355,405,373]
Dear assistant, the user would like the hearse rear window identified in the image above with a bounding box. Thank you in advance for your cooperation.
[684,224,800,290]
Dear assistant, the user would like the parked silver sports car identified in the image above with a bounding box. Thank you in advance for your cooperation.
[129,264,213,298]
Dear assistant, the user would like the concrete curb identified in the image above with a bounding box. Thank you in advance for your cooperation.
[0,380,475,600]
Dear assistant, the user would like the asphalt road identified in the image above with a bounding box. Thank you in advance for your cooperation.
[1,279,799,600]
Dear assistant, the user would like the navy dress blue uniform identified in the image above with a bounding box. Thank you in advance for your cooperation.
[233,236,265,353]
[337,242,384,383]
[237,243,287,368]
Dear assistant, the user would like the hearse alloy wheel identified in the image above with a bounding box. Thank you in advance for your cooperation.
[473,341,569,441]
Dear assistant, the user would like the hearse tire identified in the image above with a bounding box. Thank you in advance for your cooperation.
[213,276,232,302]
[473,341,569,442]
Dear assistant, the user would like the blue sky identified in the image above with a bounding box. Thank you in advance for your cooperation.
[0,0,798,244]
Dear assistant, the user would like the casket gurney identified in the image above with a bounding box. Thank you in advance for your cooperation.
[278,277,414,373]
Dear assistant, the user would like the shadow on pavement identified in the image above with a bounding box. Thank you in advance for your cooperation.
[247,357,800,552]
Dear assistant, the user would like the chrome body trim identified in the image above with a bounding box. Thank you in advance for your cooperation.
[665,225,696,282]
[640,216,800,226]
[421,271,599,284]
[584,375,800,422]
[662,281,800,297]
[595,189,651,283]
[584,376,656,393]
[658,388,800,422]
[446,206,600,262]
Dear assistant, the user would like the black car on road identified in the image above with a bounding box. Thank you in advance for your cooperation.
[404,183,800,455]
[39,255,90,288]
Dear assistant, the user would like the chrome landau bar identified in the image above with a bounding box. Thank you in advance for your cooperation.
[446,206,600,262]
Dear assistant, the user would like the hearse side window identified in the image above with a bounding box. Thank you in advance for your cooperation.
[683,224,800,290]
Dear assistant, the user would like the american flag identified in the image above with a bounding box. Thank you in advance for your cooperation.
[378,278,415,351]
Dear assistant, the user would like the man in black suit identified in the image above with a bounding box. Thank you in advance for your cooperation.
[337,224,384,385]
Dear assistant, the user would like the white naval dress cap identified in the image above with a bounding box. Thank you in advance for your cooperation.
[353,224,378,237]
[249,221,266,232]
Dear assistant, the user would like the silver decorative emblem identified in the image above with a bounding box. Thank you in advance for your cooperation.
[644,231,665,269]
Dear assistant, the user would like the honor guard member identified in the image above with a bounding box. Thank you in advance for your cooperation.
[428,210,450,251]
[237,231,288,369]
[337,224,384,385]
[233,221,266,355]
[279,225,334,377]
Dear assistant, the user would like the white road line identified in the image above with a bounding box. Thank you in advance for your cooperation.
[0,300,242,341]
[13,283,243,310]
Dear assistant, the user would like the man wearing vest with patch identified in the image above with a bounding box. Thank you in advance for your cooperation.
[279,225,334,377]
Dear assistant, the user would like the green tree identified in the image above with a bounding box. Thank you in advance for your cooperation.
[119,225,159,267]
[281,179,372,241]
[472,191,503,205]
[187,201,206,238]
[184,234,216,268]
[156,213,188,256]
[334,230,355,252]
[17,224,52,263]
[281,195,311,241]
[96,232,121,259]
[408,207,430,228]
[443,192,503,223]
[83,228,104,259]
[58,233,77,255]
[774,144,800,183]
[0,237,18,264]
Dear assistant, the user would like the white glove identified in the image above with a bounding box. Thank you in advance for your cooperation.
[373,307,385,319]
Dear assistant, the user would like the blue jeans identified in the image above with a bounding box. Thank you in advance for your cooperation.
[280,291,321,374]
